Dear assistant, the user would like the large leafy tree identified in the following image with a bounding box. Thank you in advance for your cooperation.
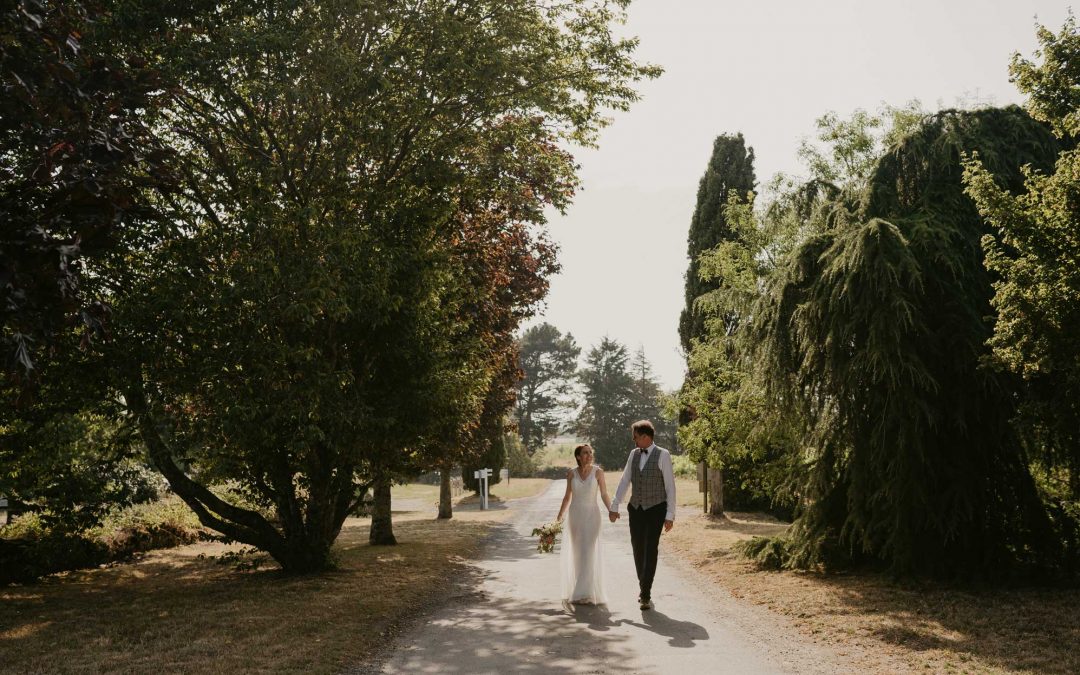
[964,16,1080,501]
[796,101,925,190]
[753,106,1066,579]
[576,337,635,470]
[87,0,657,573]
[0,0,172,378]
[0,0,177,531]
[370,121,566,534]
[514,323,580,455]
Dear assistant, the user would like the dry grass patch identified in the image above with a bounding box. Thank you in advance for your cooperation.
[667,479,1080,674]
[482,477,551,502]
[0,511,500,674]
[390,482,441,502]
[394,478,549,508]
[532,442,578,469]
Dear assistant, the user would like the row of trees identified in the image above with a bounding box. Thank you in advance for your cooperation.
[513,324,676,470]
[678,18,1080,580]
[1,0,659,573]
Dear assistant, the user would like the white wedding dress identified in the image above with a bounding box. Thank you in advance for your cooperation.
[560,464,607,604]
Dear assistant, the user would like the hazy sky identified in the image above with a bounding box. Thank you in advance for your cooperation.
[526,0,1073,390]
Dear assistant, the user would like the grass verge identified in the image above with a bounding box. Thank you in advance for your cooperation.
[667,479,1080,674]
[0,511,499,674]
[393,478,550,511]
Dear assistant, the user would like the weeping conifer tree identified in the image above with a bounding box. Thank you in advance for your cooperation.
[754,106,1069,579]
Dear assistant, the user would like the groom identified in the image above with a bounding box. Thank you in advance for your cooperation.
[609,420,676,610]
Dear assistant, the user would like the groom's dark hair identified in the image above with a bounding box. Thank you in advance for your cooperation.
[631,420,655,438]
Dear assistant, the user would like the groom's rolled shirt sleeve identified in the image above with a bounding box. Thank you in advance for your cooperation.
[610,451,635,513]
[661,450,676,522]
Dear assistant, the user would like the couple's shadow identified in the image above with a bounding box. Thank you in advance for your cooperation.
[556,602,709,648]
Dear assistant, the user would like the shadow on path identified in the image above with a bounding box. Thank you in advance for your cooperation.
[379,594,637,674]
[623,608,710,648]
[558,601,621,632]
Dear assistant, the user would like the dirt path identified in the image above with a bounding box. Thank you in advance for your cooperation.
[374,481,850,674]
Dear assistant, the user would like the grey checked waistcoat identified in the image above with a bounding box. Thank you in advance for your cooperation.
[629,447,667,510]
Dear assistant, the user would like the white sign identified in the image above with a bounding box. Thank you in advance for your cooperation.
[473,468,493,510]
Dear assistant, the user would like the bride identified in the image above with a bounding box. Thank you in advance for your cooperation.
[555,444,611,605]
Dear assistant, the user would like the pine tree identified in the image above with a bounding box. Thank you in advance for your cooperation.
[576,337,635,470]
[514,323,580,455]
[628,346,661,421]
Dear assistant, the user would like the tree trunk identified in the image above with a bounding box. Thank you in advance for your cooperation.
[276,537,335,574]
[438,463,453,520]
[369,475,396,545]
[698,460,708,514]
[708,466,724,517]
[129,377,362,573]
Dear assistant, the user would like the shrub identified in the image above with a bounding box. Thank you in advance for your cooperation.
[505,433,536,478]
[0,497,209,584]
[672,454,697,479]
[734,536,792,571]
[94,497,208,559]
[0,514,110,584]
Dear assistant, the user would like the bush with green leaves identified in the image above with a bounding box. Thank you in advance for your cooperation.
[505,433,536,479]
[0,497,207,584]
[964,16,1080,505]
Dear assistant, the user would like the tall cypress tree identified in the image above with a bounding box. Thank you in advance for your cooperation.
[679,134,756,352]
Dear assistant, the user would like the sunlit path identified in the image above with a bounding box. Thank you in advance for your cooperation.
[373,481,835,675]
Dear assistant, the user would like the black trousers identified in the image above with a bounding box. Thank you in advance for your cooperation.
[628,501,666,599]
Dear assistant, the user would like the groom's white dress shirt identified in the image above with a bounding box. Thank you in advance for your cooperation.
[610,443,676,522]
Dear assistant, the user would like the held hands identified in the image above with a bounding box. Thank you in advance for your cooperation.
[608,510,620,522]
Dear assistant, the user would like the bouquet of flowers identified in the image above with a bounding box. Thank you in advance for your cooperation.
[531,520,563,553]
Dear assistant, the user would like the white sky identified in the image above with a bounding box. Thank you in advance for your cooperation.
[527,0,1073,390]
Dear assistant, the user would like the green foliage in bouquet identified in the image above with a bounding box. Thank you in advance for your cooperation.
[531,521,563,554]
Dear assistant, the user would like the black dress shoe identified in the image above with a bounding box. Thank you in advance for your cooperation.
[639,598,653,610]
